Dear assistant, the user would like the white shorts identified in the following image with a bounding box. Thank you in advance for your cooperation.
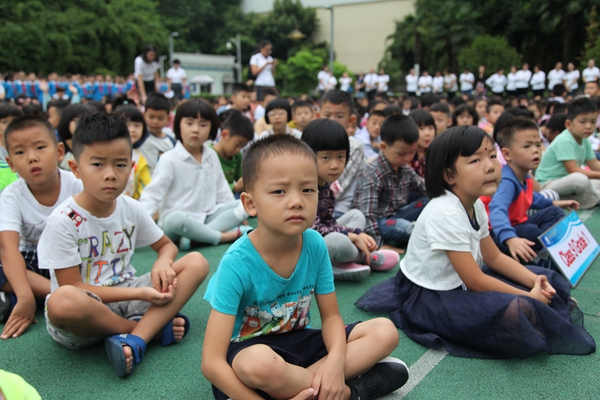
[45,273,153,350]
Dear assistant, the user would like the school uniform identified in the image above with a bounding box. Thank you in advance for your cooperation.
[530,71,546,97]
[547,69,565,91]
[515,69,532,96]
[582,66,600,83]
[565,70,580,94]
[459,72,474,95]
[485,73,507,96]
[405,74,418,97]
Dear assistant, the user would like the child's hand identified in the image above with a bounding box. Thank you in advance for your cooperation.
[349,232,371,265]
[553,200,580,211]
[142,285,174,306]
[311,358,345,400]
[505,237,537,263]
[529,276,550,304]
[538,275,556,300]
[233,177,244,192]
[288,388,317,400]
[1,299,37,339]
[151,260,177,293]
[358,232,377,251]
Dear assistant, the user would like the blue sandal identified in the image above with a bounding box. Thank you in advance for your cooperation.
[161,313,190,346]
[104,334,147,377]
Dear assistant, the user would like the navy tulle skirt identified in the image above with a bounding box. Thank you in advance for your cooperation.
[355,265,596,359]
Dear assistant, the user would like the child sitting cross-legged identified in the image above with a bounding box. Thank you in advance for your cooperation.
[202,134,409,400]
[490,118,579,264]
[301,119,400,282]
[38,113,208,377]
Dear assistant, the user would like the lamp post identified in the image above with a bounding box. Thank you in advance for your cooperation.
[326,6,334,73]
[226,34,242,83]
[159,55,167,78]
[169,32,179,67]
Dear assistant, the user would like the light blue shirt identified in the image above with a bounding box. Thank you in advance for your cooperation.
[204,229,335,342]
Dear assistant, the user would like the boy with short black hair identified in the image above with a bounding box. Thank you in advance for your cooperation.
[355,110,386,160]
[46,99,70,130]
[429,102,450,135]
[202,134,408,400]
[38,113,208,377]
[353,114,427,250]
[211,110,255,195]
[536,98,600,209]
[290,100,315,132]
[0,115,80,339]
[137,93,176,172]
[479,98,505,134]
[218,83,252,122]
[491,118,578,263]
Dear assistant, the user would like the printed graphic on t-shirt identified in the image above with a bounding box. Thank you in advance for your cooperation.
[235,288,314,342]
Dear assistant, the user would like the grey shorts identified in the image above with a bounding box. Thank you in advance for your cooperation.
[45,273,153,349]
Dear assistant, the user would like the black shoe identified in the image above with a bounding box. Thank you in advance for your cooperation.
[0,291,13,322]
[347,357,409,400]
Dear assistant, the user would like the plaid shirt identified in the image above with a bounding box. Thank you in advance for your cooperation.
[338,136,365,191]
[312,183,362,237]
[352,153,426,246]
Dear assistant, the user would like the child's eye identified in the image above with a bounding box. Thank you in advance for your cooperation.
[303,188,315,193]
[15,151,23,155]
[272,190,285,194]
[37,145,46,150]
[524,145,530,149]
[117,163,127,168]
[92,162,102,167]
[490,154,497,159]
[470,158,480,164]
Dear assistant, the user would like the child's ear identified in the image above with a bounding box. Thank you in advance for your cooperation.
[56,142,66,163]
[5,156,15,173]
[443,168,455,186]
[349,113,356,125]
[221,129,230,140]
[501,146,511,162]
[240,191,257,217]
[565,119,573,131]
[69,158,81,179]
[314,110,320,118]
[379,141,387,153]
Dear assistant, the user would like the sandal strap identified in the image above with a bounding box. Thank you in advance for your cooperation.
[115,334,147,363]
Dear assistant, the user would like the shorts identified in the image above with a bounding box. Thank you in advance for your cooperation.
[212,322,360,400]
[0,250,48,289]
[45,273,153,350]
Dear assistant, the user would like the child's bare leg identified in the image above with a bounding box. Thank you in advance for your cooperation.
[232,344,324,399]
[130,252,208,343]
[1,270,50,298]
[307,318,399,379]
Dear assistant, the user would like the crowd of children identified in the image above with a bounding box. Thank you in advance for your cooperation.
[0,66,598,398]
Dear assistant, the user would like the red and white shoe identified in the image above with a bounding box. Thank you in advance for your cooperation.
[332,262,371,281]
[370,250,400,272]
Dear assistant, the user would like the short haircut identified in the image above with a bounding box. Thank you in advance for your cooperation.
[145,93,170,113]
[551,83,566,96]
[450,96,466,107]
[72,113,131,160]
[222,110,254,141]
[87,101,105,112]
[452,104,479,126]
[46,99,70,113]
[486,98,504,113]
[301,119,350,164]
[368,99,388,113]
[380,114,419,146]
[410,109,435,129]
[429,102,450,115]
[173,59,181,64]
[113,105,147,134]
[507,106,535,120]
[320,90,355,114]
[5,115,57,149]
[264,98,292,124]
[420,93,438,108]
[425,126,493,198]
[111,96,136,111]
[567,97,599,120]
[22,103,44,116]
[292,100,313,113]
[496,117,539,149]
[553,103,568,115]
[383,105,401,117]
[0,102,23,120]
[173,99,220,141]
[57,104,95,143]
[242,134,316,192]
[546,113,567,133]
[368,110,386,120]
[493,111,516,143]
[261,88,279,99]
[232,83,251,95]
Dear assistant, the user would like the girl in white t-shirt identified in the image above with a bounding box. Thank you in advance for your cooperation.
[357,126,595,358]
[249,40,277,101]
[139,99,250,249]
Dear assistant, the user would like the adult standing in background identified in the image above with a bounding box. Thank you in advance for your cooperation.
[134,44,160,105]
[564,62,581,95]
[355,71,366,98]
[547,62,565,92]
[377,67,390,94]
[339,71,353,92]
[317,64,330,96]
[506,66,518,98]
[485,68,507,97]
[459,68,474,96]
[405,68,418,97]
[582,59,600,83]
[432,71,444,95]
[250,40,277,101]
[475,65,487,97]
[418,70,433,94]
[443,68,458,99]
[530,65,546,99]
[515,62,532,96]
[364,68,379,99]
[166,59,187,101]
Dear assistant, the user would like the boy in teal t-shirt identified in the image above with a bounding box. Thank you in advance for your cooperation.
[535,98,600,209]
[211,111,254,196]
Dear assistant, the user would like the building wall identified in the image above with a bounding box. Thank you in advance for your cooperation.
[241,0,415,73]
[173,52,235,95]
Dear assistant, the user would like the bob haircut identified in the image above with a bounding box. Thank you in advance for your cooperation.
[264,98,292,124]
[142,44,158,63]
[301,119,350,165]
[409,109,436,129]
[57,103,95,143]
[113,105,147,135]
[173,99,220,142]
[451,104,479,127]
[425,126,493,198]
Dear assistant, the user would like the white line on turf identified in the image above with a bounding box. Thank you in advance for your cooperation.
[382,209,596,399]
[380,348,448,399]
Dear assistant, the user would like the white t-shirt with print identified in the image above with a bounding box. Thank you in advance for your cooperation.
[250,53,276,87]
[0,169,82,252]
[38,195,164,293]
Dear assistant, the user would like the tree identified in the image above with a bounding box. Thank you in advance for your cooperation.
[276,50,323,94]
[458,36,521,74]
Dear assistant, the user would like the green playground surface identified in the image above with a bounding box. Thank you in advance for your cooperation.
[2,210,600,399]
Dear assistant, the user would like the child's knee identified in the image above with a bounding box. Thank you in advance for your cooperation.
[356,318,399,352]
[232,344,288,386]
[178,252,209,281]
[47,286,90,320]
